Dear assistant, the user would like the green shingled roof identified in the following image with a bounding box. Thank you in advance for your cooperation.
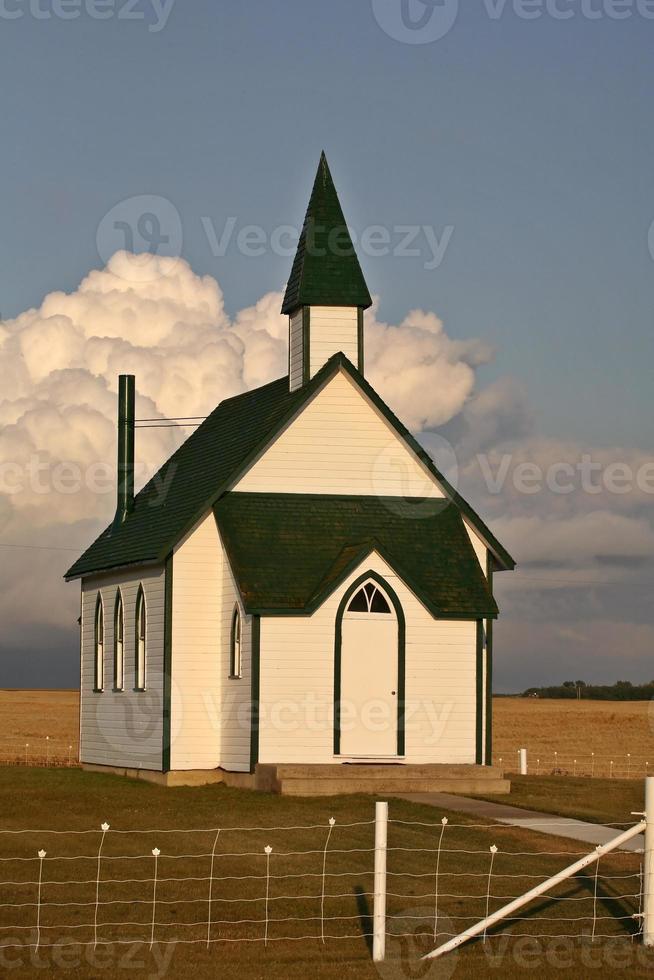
[214,493,498,618]
[65,352,514,580]
[281,153,372,315]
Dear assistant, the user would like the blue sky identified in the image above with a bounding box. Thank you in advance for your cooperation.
[1,1,652,447]
[1,2,653,689]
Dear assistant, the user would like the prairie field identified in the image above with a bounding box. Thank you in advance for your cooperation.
[0,690,79,763]
[493,698,654,777]
[1,690,653,776]
[0,768,649,979]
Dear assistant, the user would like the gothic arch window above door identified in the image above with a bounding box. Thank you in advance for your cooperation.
[346,580,391,614]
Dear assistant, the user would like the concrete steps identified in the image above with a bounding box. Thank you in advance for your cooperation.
[253,763,510,796]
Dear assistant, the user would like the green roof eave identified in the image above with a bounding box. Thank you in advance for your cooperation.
[66,350,514,580]
[213,492,499,619]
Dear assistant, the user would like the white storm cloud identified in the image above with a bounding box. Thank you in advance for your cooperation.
[0,250,652,689]
[0,252,492,634]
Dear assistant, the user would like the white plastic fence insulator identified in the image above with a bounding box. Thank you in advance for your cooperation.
[373,801,388,963]
[150,848,160,950]
[320,818,336,944]
[519,749,527,776]
[423,817,646,959]
[643,777,654,946]
[93,822,109,949]
[264,846,273,946]
[35,849,46,949]
[483,846,498,941]
[206,828,221,948]
[433,817,448,939]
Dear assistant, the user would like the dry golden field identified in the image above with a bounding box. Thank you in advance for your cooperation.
[494,697,654,777]
[0,689,79,763]
[0,691,652,776]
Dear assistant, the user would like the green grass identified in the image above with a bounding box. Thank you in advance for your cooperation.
[468,776,644,827]
[0,769,649,979]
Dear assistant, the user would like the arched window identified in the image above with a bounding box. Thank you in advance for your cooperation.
[229,605,242,678]
[94,594,104,691]
[346,581,391,614]
[135,586,146,691]
[114,591,124,691]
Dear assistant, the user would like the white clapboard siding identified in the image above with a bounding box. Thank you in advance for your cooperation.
[308,306,358,378]
[289,310,304,392]
[168,512,252,773]
[170,513,222,771]
[80,565,166,770]
[219,545,252,772]
[258,553,478,766]
[234,369,445,498]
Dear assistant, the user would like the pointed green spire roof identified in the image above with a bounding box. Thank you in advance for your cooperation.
[281,152,372,315]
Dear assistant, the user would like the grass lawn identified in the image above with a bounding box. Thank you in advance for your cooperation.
[0,768,650,979]
[467,776,644,827]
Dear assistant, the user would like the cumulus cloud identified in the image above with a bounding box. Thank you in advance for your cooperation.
[0,250,652,689]
[0,253,492,642]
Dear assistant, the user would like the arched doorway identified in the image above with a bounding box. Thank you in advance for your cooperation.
[334,572,405,758]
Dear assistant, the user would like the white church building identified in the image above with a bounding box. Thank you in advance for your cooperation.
[66,155,515,793]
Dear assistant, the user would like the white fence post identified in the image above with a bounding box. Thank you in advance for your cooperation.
[373,801,388,963]
[519,748,527,776]
[644,776,654,946]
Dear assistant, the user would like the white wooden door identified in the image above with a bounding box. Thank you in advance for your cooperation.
[340,611,398,757]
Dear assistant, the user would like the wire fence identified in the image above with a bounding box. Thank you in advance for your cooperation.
[0,738,79,768]
[499,749,651,779]
[0,805,644,960]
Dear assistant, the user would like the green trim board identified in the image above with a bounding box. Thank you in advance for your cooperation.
[66,352,515,581]
[476,620,484,765]
[214,493,498,620]
[485,554,494,766]
[357,308,364,374]
[162,555,173,772]
[249,615,261,773]
[333,570,405,758]
[302,306,311,384]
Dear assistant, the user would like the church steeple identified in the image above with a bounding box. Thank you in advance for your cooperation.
[283,153,372,390]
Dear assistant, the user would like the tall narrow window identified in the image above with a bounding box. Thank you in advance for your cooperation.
[135,586,146,691]
[94,594,104,691]
[229,605,242,678]
[114,591,124,691]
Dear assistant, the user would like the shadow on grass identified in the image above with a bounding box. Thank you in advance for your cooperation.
[354,885,373,956]
[464,871,641,949]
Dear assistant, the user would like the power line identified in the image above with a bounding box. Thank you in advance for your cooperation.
[134,416,208,423]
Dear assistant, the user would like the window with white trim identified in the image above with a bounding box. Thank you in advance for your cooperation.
[135,586,146,690]
[114,591,124,691]
[94,594,104,691]
[229,605,242,678]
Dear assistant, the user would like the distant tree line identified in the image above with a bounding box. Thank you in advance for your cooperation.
[523,680,654,701]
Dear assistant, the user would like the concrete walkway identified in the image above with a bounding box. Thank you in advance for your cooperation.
[400,792,644,852]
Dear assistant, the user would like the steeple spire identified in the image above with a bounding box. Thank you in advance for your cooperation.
[281,152,372,315]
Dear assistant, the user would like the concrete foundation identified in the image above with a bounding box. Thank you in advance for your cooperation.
[82,762,509,794]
